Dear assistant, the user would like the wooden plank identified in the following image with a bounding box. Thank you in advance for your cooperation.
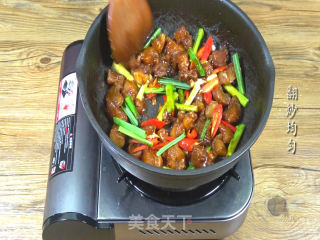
[0,175,46,240]
[227,166,320,240]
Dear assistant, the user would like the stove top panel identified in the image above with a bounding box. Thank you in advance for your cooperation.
[98,146,253,222]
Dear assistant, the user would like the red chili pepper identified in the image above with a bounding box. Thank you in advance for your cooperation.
[203,91,212,104]
[165,136,176,141]
[212,65,228,75]
[151,78,158,87]
[187,129,197,139]
[153,82,161,88]
[201,77,220,93]
[190,46,205,70]
[179,138,199,152]
[221,120,237,133]
[163,95,167,102]
[132,145,149,153]
[141,119,167,129]
[190,62,194,70]
[197,46,205,59]
[150,138,159,146]
[184,90,190,100]
[130,139,141,144]
[211,104,223,137]
[146,93,156,99]
[152,141,169,150]
[201,36,213,61]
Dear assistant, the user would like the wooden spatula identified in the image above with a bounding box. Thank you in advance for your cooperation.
[107,0,153,65]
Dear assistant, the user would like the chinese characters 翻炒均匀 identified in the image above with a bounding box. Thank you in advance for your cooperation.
[286,86,298,154]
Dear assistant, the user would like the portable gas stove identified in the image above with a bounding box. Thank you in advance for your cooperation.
[43,41,254,240]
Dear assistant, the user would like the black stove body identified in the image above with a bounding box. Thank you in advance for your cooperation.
[43,41,254,240]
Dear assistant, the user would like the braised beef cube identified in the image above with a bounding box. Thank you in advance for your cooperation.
[166,144,186,170]
[152,58,170,78]
[205,101,218,119]
[157,128,169,142]
[133,70,150,85]
[209,46,229,67]
[134,63,152,75]
[141,46,160,66]
[176,51,189,72]
[202,61,213,76]
[128,142,143,159]
[110,124,126,148]
[193,93,205,113]
[142,149,163,168]
[212,85,231,106]
[182,112,198,131]
[122,80,138,102]
[170,121,185,137]
[106,85,128,121]
[174,26,193,51]
[151,33,166,54]
[107,70,125,90]
[143,125,156,136]
[212,134,227,156]
[218,63,236,85]
[219,123,234,144]
[178,69,198,82]
[106,85,124,107]
[165,36,185,57]
[191,145,216,168]
[194,115,212,146]
[223,96,242,124]
[135,98,146,114]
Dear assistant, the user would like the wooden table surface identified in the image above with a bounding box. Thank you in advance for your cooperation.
[0,0,319,239]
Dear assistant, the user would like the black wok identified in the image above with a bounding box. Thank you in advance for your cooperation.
[76,0,275,191]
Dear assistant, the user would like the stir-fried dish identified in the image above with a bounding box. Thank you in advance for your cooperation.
[105,26,249,170]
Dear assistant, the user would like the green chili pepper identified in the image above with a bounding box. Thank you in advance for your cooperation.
[166,84,175,113]
[188,48,206,77]
[156,133,186,156]
[200,119,210,141]
[175,103,198,112]
[187,162,195,170]
[159,78,191,90]
[227,124,246,157]
[118,126,153,147]
[157,102,167,121]
[193,28,204,54]
[223,84,249,107]
[144,87,166,94]
[163,166,172,170]
[232,53,245,94]
[157,93,178,121]
[178,89,185,104]
[112,62,134,81]
[143,27,162,50]
[121,105,138,126]
[125,96,139,118]
[136,82,148,101]
[113,117,146,138]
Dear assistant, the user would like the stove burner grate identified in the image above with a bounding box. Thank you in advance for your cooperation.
[113,159,239,206]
